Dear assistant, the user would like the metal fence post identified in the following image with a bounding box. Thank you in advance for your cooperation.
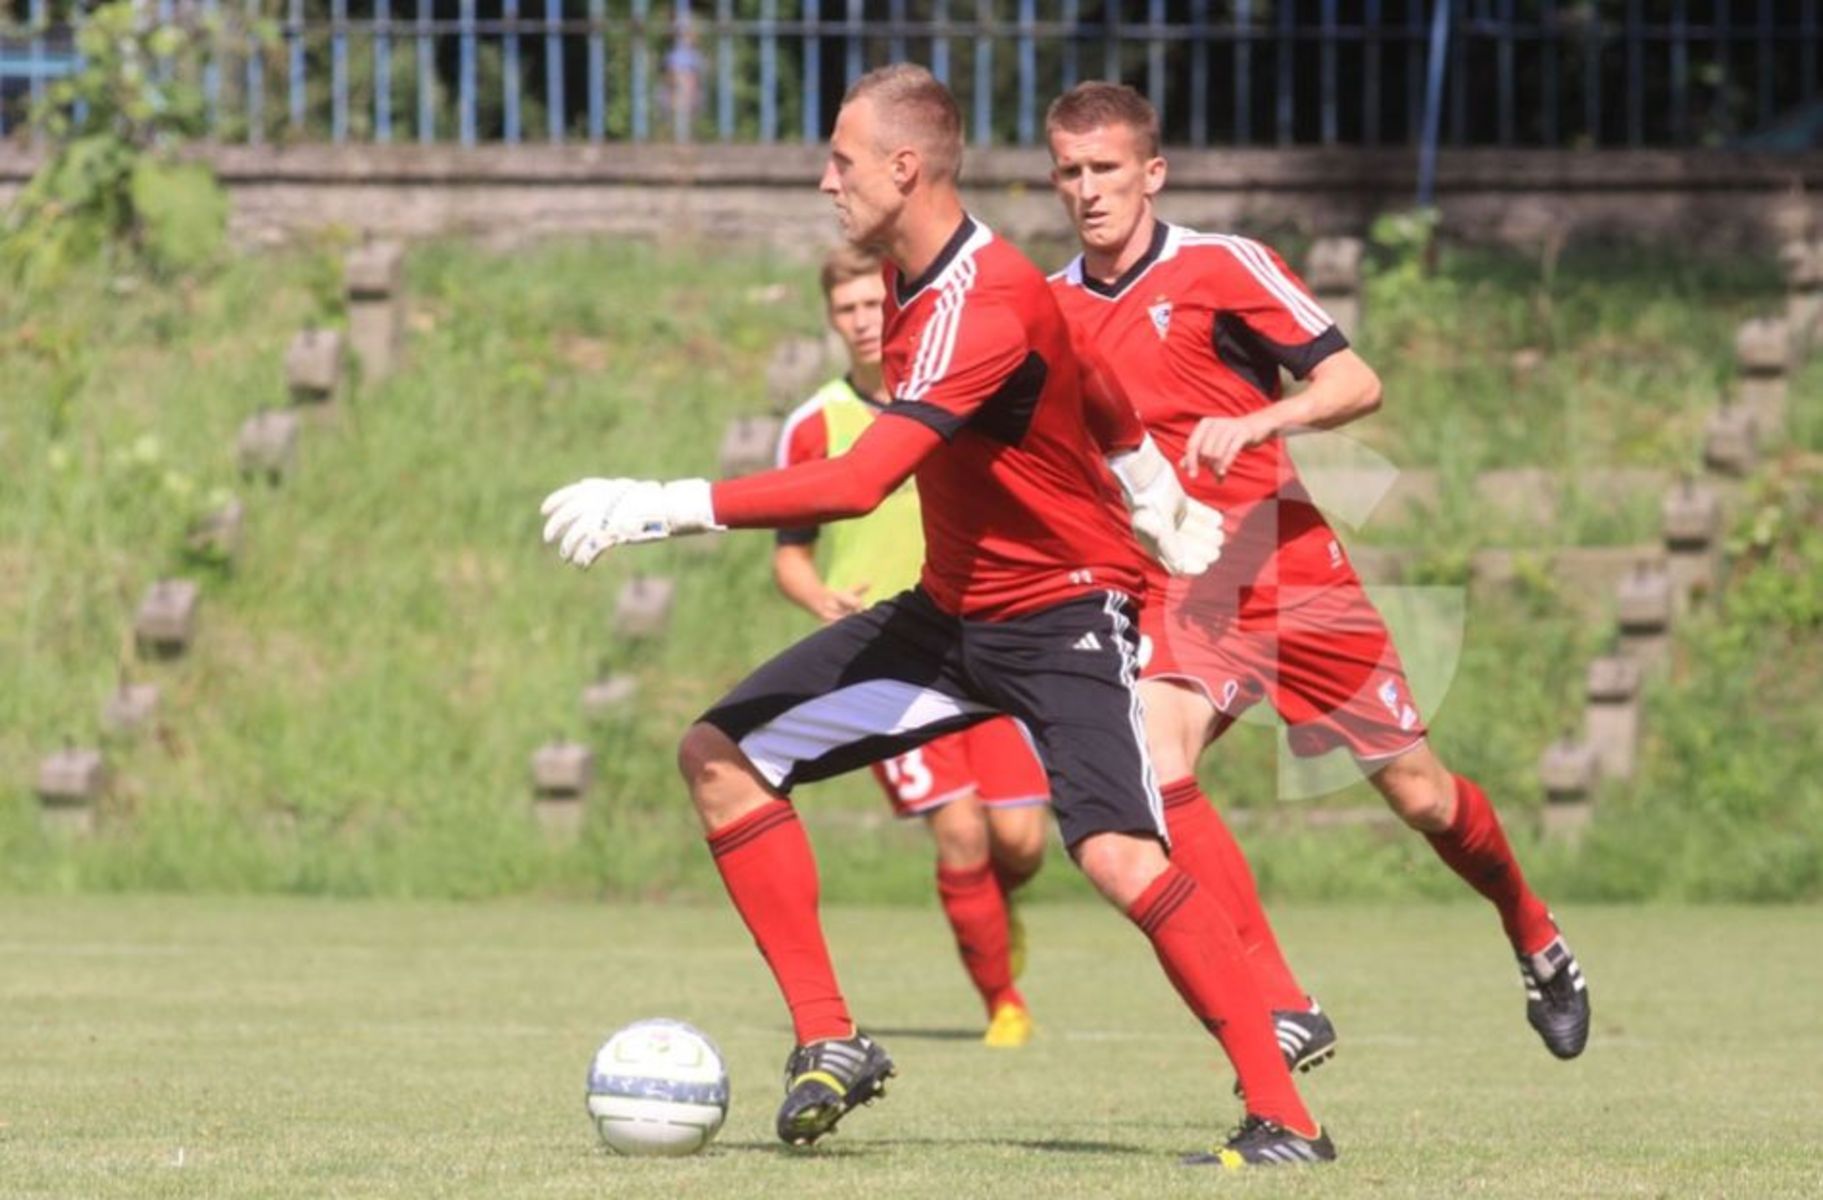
[547,0,565,142]
[633,0,651,141]
[587,0,605,142]
[932,0,950,85]
[1189,0,1209,147]
[460,0,477,145]
[804,0,823,140]
[1417,0,1453,208]
[760,0,778,143]
[1017,0,1036,146]
[418,0,434,142]
[974,0,993,147]
[376,0,392,143]
[505,0,522,144]
[290,0,306,134]
[332,0,347,143]
[247,0,264,142]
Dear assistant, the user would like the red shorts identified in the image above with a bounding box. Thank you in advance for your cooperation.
[1138,505,1427,762]
[870,716,1052,819]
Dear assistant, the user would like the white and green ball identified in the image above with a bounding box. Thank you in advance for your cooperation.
[586,1019,730,1156]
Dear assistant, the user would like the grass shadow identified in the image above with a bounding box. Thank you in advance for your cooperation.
[713,1134,1152,1158]
[865,1026,982,1042]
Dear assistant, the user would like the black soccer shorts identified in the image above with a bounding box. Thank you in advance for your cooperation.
[699,586,1166,848]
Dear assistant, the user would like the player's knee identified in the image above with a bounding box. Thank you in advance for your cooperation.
[991,818,1047,878]
[1071,832,1169,910]
[927,800,991,866]
[677,724,743,801]
[932,825,989,869]
[676,724,718,784]
[1377,760,1453,832]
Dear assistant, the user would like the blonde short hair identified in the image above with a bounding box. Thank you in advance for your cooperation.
[1045,81,1161,158]
[843,63,964,183]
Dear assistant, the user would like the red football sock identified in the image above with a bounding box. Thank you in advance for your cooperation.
[1160,777,1310,1013]
[1127,866,1315,1133]
[1424,775,1557,956]
[706,800,852,1044]
[936,860,1025,1016]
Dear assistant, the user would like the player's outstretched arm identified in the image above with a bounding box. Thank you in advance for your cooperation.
[538,418,942,569]
[1183,349,1382,480]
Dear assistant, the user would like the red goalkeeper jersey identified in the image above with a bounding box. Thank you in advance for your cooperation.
[878,216,1144,618]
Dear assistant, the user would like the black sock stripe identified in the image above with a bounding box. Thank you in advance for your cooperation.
[708,806,797,858]
[1138,873,1196,935]
[1161,783,1203,810]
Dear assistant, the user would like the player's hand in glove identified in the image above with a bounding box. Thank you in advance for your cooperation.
[539,477,720,568]
[1107,436,1226,577]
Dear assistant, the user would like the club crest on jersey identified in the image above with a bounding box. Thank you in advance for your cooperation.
[1147,298,1173,340]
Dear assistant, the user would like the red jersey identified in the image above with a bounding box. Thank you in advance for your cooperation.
[1049,221,1346,515]
[1051,221,1350,605]
[879,216,1144,618]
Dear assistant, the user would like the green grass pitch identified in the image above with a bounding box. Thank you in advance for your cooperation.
[4,898,1820,1197]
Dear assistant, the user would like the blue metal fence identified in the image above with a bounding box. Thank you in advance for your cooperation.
[4,2,1822,150]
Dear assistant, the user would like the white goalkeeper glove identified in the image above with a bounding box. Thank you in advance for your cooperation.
[1107,436,1226,577]
[539,477,720,568]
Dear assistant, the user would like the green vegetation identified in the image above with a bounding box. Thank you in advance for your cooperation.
[3,3,237,289]
[0,235,1817,901]
[1354,237,1778,471]
[4,897,1821,1198]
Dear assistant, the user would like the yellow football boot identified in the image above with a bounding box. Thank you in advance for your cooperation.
[982,1001,1034,1049]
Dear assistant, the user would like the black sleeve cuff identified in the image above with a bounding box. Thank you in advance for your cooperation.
[1278,325,1349,380]
[775,527,819,547]
[881,400,968,441]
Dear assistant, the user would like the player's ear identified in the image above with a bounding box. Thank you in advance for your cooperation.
[1143,154,1168,198]
[890,145,921,192]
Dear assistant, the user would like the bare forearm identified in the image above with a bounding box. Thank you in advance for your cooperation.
[1258,350,1383,437]
[772,545,828,617]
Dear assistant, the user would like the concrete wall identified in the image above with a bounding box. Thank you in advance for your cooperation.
[4,143,1822,253]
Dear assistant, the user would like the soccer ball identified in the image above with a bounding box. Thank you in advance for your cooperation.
[586,1019,730,1157]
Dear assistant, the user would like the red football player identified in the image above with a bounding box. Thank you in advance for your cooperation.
[541,65,1325,1167]
[771,242,1051,1049]
[1045,81,1590,1075]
